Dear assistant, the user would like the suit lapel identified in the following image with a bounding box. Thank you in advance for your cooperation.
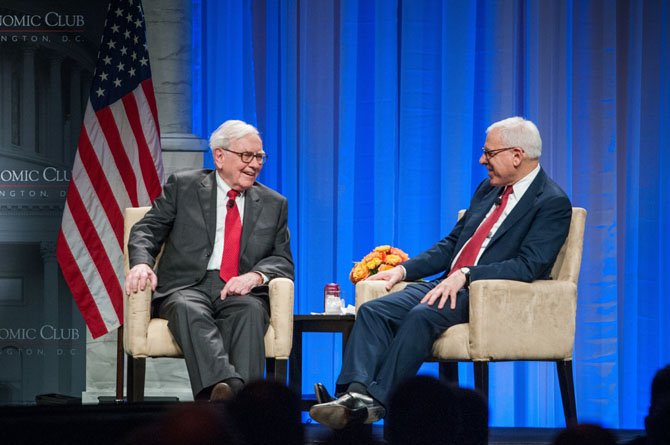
[488,168,547,244]
[198,171,217,247]
[240,184,262,259]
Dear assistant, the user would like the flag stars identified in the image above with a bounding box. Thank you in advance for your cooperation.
[99,71,109,81]
[126,13,133,22]
[115,7,123,17]
[116,61,125,72]
[133,35,139,44]
[128,67,136,77]
[120,46,128,56]
[95,87,105,97]
[134,18,142,28]
[113,78,122,88]
[131,51,137,60]
[139,56,148,66]
[106,39,116,50]
[103,55,112,65]
[124,29,131,39]
[111,24,120,33]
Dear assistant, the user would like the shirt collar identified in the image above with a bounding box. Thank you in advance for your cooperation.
[508,164,540,198]
[215,172,245,198]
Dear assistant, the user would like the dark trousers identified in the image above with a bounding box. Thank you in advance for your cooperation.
[158,271,269,398]
[336,281,469,407]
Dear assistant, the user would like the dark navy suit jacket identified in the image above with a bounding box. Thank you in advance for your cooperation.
[403,168,572,284]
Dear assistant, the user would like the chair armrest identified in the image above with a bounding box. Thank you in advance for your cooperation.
[355,281,409,309]
[468,279,577,361]
[267,278,294,358]
[123,287,152,356]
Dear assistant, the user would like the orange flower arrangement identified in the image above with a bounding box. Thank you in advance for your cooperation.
[349,245,410,284]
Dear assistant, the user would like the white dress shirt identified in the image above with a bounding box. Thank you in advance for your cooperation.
[207,173,246,270]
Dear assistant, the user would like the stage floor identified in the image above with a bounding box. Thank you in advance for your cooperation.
[0,402,644,444]
[305,424,644,444]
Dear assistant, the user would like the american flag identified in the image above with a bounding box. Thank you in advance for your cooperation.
[57,0,163,338]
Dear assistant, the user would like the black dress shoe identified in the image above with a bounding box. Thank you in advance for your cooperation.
[210,382,234,402]
[314,383,335,404]
[309,392,386,430]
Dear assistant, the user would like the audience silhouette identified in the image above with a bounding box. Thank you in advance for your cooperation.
[386,375,488,445]
[118,366,670,445]
[551,424,616,445]
[123,403,239,445]
[230,379,304,445]
[627,364,670,445]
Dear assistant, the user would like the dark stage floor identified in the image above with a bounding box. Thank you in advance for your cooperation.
[0,402,644,445]
[304,425,644,444]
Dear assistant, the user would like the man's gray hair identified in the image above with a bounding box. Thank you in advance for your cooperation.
[487,116,542,159]
[209,120,260,153]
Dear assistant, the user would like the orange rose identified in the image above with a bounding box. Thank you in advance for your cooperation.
[389,247,409,261]
[378,264,395,272]
[363,251,383,263]
[385,254,402,266]
[374,245,391,253]
[350,262,370,283]
[366,257,382,270]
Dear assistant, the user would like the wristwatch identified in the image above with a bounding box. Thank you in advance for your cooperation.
[460,267,471,288]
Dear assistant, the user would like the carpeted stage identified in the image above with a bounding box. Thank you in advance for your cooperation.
[0,402,643,444]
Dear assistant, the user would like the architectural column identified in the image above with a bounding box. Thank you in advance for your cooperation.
[40,241,59,392]
[143,0,207,176]
[68,63,82,164]
[48,54,64,163]
[0,50,11,146]
[21,46,37,153]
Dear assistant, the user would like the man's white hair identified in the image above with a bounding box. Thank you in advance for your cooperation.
[209,120,260,154]
[487,116,542,159]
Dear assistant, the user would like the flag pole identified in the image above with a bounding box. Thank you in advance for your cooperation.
[115,326,125,402]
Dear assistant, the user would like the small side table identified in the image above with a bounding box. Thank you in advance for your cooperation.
[289,314,355,411]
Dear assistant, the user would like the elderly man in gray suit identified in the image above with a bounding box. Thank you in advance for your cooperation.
[124,120,294,401]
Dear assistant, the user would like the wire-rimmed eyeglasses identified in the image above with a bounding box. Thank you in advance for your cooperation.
[481,146,517,160]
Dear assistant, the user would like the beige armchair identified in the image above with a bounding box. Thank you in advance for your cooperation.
[355,207,586,426]
[122,207,294,402]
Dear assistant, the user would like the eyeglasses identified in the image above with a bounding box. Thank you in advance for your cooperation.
[481,146,517,160]
[221,148,268,165]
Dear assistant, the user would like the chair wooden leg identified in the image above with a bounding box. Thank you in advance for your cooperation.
[266,358,288,385]
[473,361,489,399]
[556,360,578,426]
[266,357,275,378]
[273,358,287,384]
[439,362,459,384]
[126,355,146,402]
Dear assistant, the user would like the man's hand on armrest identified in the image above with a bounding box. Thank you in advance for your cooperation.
[366,265,406,291]
[220,272,264,300]
[125,264,158,296]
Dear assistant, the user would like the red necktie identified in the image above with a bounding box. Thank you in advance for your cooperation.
[449,186,514,274]
[220,190,242,282]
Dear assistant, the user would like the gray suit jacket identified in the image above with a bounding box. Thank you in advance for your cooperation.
[128,169,294,299]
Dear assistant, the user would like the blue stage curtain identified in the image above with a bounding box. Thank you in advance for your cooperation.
[195,0,670,429]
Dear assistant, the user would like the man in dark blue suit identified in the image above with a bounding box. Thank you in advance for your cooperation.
[310,117,572,429]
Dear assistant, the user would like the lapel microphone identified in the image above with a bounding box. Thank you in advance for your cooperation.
[227,199,235,209]
[495,195,503,206]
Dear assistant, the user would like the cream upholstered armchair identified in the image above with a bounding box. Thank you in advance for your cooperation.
[355,207,586,426]
[122,207,294,402]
